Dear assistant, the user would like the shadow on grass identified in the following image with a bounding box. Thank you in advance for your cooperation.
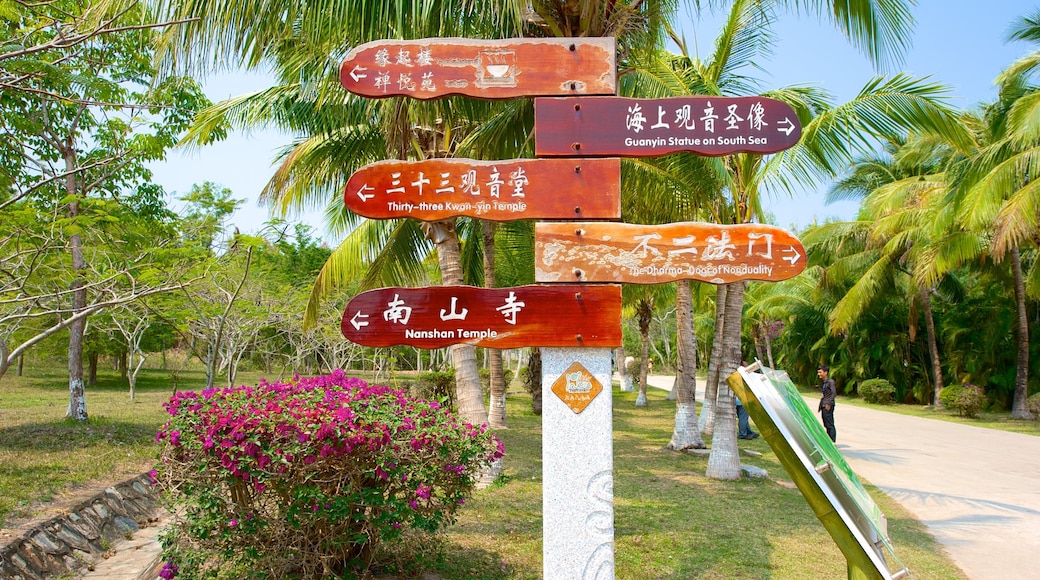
[0,417,158,451]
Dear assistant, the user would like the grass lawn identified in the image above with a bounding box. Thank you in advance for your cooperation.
[833,393,1040,436]
[0,365,967,578]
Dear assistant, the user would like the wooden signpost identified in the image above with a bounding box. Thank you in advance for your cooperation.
[534,222,805,284]
[337,34,809,580]
[534,96,801,157]
[341,284,622,348]
[340,38,617,100]
[344,158,621,221]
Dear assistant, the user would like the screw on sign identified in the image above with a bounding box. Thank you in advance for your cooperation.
[340,38,616,100]
[534,221,805,285]
[344,158,621,221]
[341,284,622,349]
[534,96,802,157]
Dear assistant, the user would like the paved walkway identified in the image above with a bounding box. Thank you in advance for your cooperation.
[80,519,163,579]
[645,374,1040,580]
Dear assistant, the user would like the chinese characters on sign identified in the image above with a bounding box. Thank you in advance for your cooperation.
[340,38,617,100]
[534,222,805,284]
[345,158,621,221]
[534,96,802,157]
[341,285,622,348]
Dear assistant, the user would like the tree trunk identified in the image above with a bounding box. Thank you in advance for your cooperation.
[698,284,727,436]
[636,328,650,406]
[118,351,128,381]
[764,324,775,369]
[920,287,945,407]
[66,198,88,421]
[429,219,488,425]
[483,221,507,429]
[87,352,98,387]
[706,282,745,480]
[616,347,633,392]
[527,348,542,415]
[752,324,765,364]
[0,339,9,381]
[668,280,705,450]
[1009,247,1033,420]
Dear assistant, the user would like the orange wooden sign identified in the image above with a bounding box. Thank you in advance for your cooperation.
[534,96,801,157]
[340,37,616,100]
[345,158,621,221]
[535,222,805,284]
[341,284,622,349]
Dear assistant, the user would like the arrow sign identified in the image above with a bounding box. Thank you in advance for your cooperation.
[534,96,802,157]
[344,158,621,221]
[341,285,622,349]
[340,37,616,100]
[535,222,806,285]
[349,311,370,330]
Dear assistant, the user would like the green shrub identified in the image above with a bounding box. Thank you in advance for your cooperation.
[859,378,896,405]
[478,367,515,390]
[939,383,985,418]
[416,371,456,408]
[154,371,503,579]
[1027,392,1040,419]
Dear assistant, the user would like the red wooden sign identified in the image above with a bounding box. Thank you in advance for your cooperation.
[535,222,805,284]
[345,158,621,221]
[534,96,801,157]
[341,285,622,348]
[340,38,616,100]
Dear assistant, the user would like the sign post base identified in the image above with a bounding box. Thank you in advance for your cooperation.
[541,347,614,579]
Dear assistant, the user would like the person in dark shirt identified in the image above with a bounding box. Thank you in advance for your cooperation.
[817,365,836,442]
[735,395,758,439]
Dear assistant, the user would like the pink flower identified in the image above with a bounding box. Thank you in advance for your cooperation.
[415,484,432,499]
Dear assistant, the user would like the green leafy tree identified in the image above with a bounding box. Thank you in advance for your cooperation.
[0,1,208,419]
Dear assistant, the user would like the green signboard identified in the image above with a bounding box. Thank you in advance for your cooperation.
[728,363,911,580]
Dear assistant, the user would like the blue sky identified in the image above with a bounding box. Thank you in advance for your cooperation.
[148,1,1039,238]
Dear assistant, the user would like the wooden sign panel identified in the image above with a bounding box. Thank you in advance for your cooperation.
[534,96,801,157]
[535,222,805,285]
[345,158,620,221]
[341,284,622,349]
[340,37,616,100]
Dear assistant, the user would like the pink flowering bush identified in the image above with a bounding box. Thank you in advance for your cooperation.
[154,371,504,579]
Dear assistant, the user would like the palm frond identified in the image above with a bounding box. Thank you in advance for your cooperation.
[992,177,1040,259]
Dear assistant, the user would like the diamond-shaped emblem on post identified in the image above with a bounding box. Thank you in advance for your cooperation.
[551,362,603,414]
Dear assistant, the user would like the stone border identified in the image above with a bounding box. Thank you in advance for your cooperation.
[0,473,162,579]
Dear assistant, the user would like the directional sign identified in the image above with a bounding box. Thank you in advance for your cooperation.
[340,38,616,100]
[534,96,802,157]
[341,285,622,349]
[535,222,805,285]
[345,158,621,221]
[730,364,910,578]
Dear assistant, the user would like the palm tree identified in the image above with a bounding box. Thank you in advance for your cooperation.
[803,132,973,405]
[667,279,707,449]
[918,12,1040,419]
[153,0,941,433]
[153,0,536,425]
[619,0,966,478]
